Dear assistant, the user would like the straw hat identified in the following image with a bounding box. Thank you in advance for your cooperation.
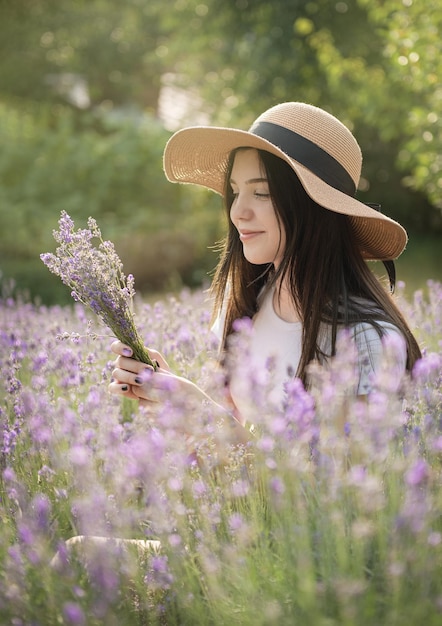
[163,102,407,260]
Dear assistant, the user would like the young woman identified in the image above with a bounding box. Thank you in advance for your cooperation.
[109,102,421,434]
[55,102,422,567]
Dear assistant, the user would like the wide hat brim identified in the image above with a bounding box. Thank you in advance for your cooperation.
[163,126,407,261]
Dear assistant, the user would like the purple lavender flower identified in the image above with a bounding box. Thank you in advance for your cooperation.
[41,211,157,368]
[405,458,429,486]
[269,476,285,495]
[31,493,51,531]
[63,602,86,626]
[228,512,245,532]
[413,352,442,382]
[146,555,174,590]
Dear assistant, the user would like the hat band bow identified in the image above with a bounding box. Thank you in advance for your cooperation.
[250,120,357,196]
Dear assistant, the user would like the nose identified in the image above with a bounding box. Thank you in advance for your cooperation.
[230,193,253,223]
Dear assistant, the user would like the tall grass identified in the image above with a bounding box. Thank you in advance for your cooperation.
[0,280,441,624]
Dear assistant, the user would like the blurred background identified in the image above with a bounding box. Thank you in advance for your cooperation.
[0,0,441,304]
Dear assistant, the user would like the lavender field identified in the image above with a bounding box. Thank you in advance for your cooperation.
[1,279,441,625]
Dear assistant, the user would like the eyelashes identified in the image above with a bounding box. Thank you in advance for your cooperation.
[254,192,270,199]
[230,190,271,200]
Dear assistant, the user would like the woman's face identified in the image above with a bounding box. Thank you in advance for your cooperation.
[229,149,285,268]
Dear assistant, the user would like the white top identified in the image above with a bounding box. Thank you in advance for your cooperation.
[212,287,407,421]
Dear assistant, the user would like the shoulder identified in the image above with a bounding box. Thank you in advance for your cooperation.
[351,321,407,394]
[352,321,405,354]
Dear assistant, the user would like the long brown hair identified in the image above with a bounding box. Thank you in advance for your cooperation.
[211,148,421,386]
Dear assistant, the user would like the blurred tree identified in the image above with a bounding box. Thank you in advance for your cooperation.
[1,0,440,221]
[0,100,221,300]
[0,0,165,109]
[0,0,440,301]
[157,0,441,230]
[360,0,442,211]
[160,0,386,124]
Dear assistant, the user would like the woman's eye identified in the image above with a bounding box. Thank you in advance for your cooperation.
[255,191,270,199]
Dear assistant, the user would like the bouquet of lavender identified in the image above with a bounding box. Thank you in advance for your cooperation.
[41,211,157,369]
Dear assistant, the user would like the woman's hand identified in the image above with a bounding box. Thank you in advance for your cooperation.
[109,340,191,406]
[108,341,252,450]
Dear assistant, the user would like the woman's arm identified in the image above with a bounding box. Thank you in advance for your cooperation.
[108,341,252,450]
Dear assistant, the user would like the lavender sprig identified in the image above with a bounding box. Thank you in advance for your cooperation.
[41,211,157,369]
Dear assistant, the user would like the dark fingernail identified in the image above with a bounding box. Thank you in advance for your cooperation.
[134,376,142,384]
[121,385,129,391]
[155,360,160,369]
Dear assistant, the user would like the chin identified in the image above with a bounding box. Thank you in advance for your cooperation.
[245,256,273,266]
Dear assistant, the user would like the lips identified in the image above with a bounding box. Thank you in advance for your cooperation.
[239,230,264,241]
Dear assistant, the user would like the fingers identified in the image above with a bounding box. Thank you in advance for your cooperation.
[112,358,154,378]
[109,376,160,403]
[110,340,134,357]
[109,365,171,403]
[110,341,170,371]
[108,380,138,400]
[109,341,173,404]
[146,348,170,371]
[109,363,154,400]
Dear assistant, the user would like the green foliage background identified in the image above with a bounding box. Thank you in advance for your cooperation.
[0,0,441,302]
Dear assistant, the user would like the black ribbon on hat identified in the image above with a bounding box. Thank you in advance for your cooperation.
[250,120,357,195]
[365,203,396,294]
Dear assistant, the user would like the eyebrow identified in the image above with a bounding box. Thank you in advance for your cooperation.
[230,177,268,185]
